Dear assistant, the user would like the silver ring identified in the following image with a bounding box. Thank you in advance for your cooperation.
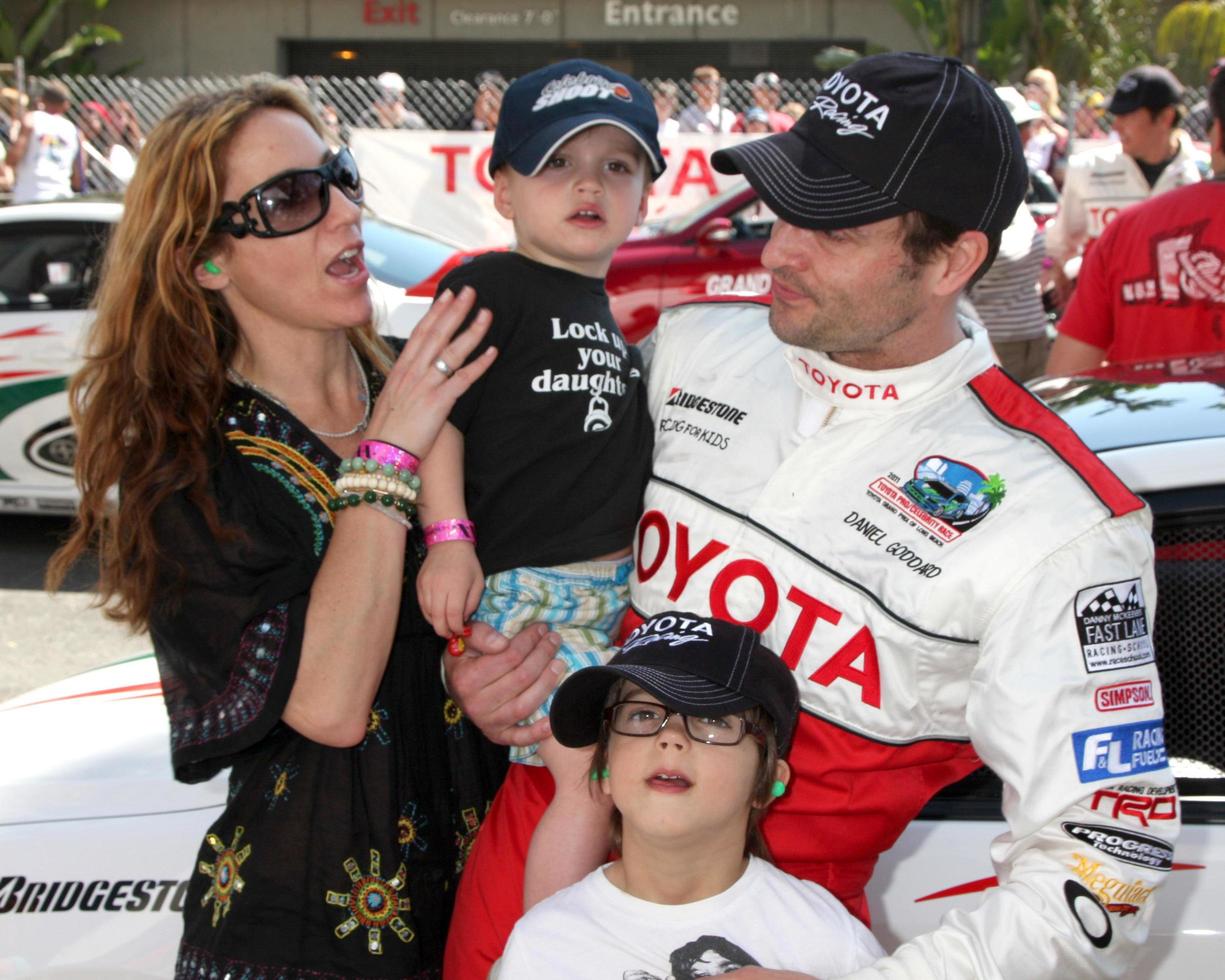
[434,357,454,379]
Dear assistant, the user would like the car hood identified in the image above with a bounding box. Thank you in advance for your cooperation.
[1033,353,1225,447]
[0,655,226,824]
[1032,355,1225,494]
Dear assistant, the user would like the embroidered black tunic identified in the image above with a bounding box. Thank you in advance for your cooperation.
[148,357,505,979]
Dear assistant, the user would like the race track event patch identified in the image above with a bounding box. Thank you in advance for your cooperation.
[1074,579,1154,673]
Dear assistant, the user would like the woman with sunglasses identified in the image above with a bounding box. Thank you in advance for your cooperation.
[48,80,507,978]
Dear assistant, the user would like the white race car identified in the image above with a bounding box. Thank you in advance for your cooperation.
[0,200,445,515]
[1,355,1222,976]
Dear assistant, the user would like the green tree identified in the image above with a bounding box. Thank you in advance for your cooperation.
[1156,2,1225,82]
[979,0,1161,87]
[894,0,1162,86]
[0,0,121,79]
[892,0,976,61]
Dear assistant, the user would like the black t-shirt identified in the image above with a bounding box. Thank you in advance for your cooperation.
[440,252,653,574]
[1136,154,1174,189]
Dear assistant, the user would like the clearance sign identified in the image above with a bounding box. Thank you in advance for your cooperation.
[350,129,754,247]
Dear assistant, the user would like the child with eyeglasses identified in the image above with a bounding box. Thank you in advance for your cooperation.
[416,59,659,915]
[491,611,886,979]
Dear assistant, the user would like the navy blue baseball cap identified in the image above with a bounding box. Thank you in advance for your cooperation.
[489,59,666,179]
[1108,65,1183,116]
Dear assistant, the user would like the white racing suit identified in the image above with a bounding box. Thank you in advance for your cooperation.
[630,300,1178,979]
[1044,132,1205,267]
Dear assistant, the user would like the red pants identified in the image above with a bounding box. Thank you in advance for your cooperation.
[444,764,552,980]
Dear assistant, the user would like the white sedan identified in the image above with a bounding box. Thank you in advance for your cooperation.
[0,200,442,515]
[1,358,1222,976]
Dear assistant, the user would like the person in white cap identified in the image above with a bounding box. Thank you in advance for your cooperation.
[370,70,426,129]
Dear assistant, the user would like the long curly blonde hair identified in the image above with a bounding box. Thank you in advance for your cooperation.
[47,80,391,628]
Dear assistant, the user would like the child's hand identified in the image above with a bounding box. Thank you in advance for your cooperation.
[417,542,484,637]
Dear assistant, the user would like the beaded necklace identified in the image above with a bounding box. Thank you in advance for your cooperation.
[227,342,370,439]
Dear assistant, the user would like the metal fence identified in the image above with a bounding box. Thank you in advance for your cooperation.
[5,72,1213,196]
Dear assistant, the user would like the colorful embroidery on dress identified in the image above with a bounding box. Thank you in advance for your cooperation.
[198,826,251,926]
[325,850,414,954]
[265,762,300,811]
[442,698,465,740]
[398,802,430,857]
[222,392,343,556]
[250,460,329,557]
[361,702,392,749]
[454,807,482,874]
[171,604,287,753]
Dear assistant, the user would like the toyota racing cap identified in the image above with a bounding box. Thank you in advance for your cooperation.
[1107,65,1183,116]
[711,52,1025,237]
[489,59,666,178]
[549,611,800,753]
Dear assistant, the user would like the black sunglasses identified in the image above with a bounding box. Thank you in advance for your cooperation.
[211,147,363,239]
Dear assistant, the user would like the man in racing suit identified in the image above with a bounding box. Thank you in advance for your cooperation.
[1045,65,1206,281]
[444,54,1177,980]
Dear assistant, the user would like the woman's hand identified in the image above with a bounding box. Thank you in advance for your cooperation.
[365,286,495,457]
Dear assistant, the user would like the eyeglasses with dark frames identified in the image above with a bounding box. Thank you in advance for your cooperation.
[604,699,766,747]
[211,147,363,240]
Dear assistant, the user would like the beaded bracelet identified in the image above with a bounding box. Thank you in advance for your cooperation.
[338,454,422,494]
[328,465,420,529]
[335,472,420,506]
[357,439,420,475]
[424,519,476,548]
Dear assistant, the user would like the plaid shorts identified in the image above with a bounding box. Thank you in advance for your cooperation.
[476,557,632,765]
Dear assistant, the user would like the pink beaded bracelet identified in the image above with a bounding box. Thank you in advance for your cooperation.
[424,519,476,547]
[357,439,420,474]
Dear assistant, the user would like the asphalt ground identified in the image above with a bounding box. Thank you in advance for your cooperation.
[0,514,148,704]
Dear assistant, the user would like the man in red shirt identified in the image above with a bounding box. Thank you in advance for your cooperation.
[1047,68,1224,373]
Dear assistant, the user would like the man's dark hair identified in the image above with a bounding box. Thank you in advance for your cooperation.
[1210,64,1225,127]
[670,935,760,978]
[38,81,70,108]
[900,210,1002,290]
[1144,102,1185,127]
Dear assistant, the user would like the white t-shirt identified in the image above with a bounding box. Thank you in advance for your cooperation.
[494,856,885,979]
[677,102,735,134]
[11,110,78,203]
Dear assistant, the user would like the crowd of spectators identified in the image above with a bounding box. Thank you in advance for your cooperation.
[3,58,1221,377]
[6,58,1214,205]
[1,81,144,201]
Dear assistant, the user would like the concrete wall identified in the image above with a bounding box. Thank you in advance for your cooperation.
[67,0,924,78]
